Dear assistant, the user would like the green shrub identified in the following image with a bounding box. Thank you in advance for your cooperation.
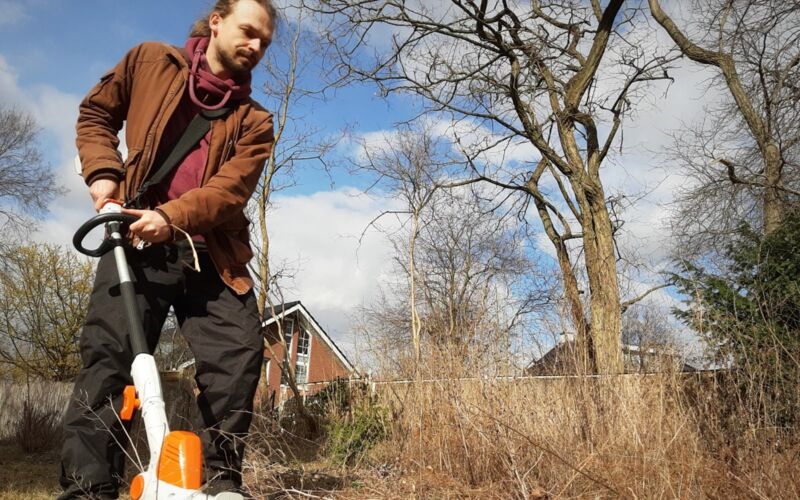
[325,397,388,466]
[308,378,368,416]
[673,212,800,427]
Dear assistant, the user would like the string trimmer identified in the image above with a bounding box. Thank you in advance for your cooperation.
[73,201,242,500]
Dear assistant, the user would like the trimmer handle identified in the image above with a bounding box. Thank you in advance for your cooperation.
[73,211,138,257]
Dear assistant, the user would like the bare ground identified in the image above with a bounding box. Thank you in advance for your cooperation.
[0,439,362,500]
[0,440,63,500]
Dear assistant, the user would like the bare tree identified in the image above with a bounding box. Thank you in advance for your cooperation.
[621,303,683,372]
[650,0,800,244]
[0,105,61,234]
[0,243,94,381]
[250,9,337,318]
[359,186,551,378]
[354,125,475,369]
[416,190,553,372]
[245,10,340,425]
[303,0,676,373]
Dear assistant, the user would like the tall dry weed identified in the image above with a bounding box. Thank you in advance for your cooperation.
[0,380,72,446]
[0,380,68,455]
[359,354,799,499]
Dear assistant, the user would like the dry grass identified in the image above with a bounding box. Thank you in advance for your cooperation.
[237,365,797,499]
[0,381,72,499]
[0,380,72,442]
[0,442,62,500]
[332,372,800,499]
[1,370,797,499]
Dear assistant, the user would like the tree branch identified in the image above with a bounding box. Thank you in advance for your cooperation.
[621,283,672,313]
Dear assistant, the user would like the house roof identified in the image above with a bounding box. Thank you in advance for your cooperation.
[261,301,355,373]
[527,336,700,374]
[263,301,301,315]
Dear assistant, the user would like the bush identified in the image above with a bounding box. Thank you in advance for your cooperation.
[325,395,388,466]
[0,380,71,447]
[308,377,367,416]
[276,378,373,441]
[673,213,800,427]
[14,398,62,452]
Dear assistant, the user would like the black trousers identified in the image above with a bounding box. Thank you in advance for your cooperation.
[59,243,263,497]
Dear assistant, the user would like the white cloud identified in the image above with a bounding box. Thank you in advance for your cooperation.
[278,0,459,53]
[0,54,22,103]
[352,128,401,161]
[350,115,539,179]
[597,54,726,268]
[0,1,27,27]
[0,53,96,244]
[0,52,135,249]
[428,117,539,166]
[264,187,402,357]
[267,187,400,308]
[30,90,95,245]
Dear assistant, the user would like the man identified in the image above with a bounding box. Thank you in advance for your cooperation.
[59,1,276,498]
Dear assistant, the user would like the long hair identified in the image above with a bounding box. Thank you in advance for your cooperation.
[189,0,277,37]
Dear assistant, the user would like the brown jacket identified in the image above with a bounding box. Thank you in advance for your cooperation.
[76,42,274,295]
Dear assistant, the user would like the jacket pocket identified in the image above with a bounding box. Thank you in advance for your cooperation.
[219,213,254,265]
[86,70,116,104]
[121,148,142,202]
[123,148,142,173]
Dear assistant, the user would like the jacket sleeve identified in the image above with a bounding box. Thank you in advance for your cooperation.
[76,45,140,186]
[156,109,275,235]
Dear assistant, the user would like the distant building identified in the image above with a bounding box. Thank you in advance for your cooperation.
[526,333,698,375]
[260,301,355,408]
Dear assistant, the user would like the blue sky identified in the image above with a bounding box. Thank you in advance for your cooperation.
[0,0,721,366]
[0,0,406,191]
[0,0,433,367]
[2,2,207,95]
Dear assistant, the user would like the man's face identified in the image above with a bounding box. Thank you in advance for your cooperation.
[209,0,273,78]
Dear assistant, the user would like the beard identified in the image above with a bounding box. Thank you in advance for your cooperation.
[217,46,255,79]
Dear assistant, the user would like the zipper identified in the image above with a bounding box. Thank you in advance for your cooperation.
[202,109,237,186]
[218,107,240,168]
[221,138,234,164]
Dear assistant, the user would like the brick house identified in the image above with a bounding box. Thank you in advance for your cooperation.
[259,301,355,407]
[526,333,698,375]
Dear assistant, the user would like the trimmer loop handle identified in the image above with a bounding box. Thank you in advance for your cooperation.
[73,212,138,257]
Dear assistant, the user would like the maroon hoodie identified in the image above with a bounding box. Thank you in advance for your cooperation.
[150,37,252,238]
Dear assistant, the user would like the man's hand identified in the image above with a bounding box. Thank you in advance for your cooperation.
[89,178,120,211]
[122,208,172,243]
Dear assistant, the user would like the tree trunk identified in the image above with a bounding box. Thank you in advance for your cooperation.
[557,237,595,373]
[577,180,623,374]
[763,142,784,235]
[256,176,271,318]
[409,210,422,371]
[531,195,592,373]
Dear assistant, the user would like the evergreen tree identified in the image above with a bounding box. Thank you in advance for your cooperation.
[673,213,800,426]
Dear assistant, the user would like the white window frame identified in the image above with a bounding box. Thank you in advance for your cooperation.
[295,363,308,386]
[282,318,294,352]
[295,326,312,385]
[279,318,295,387]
